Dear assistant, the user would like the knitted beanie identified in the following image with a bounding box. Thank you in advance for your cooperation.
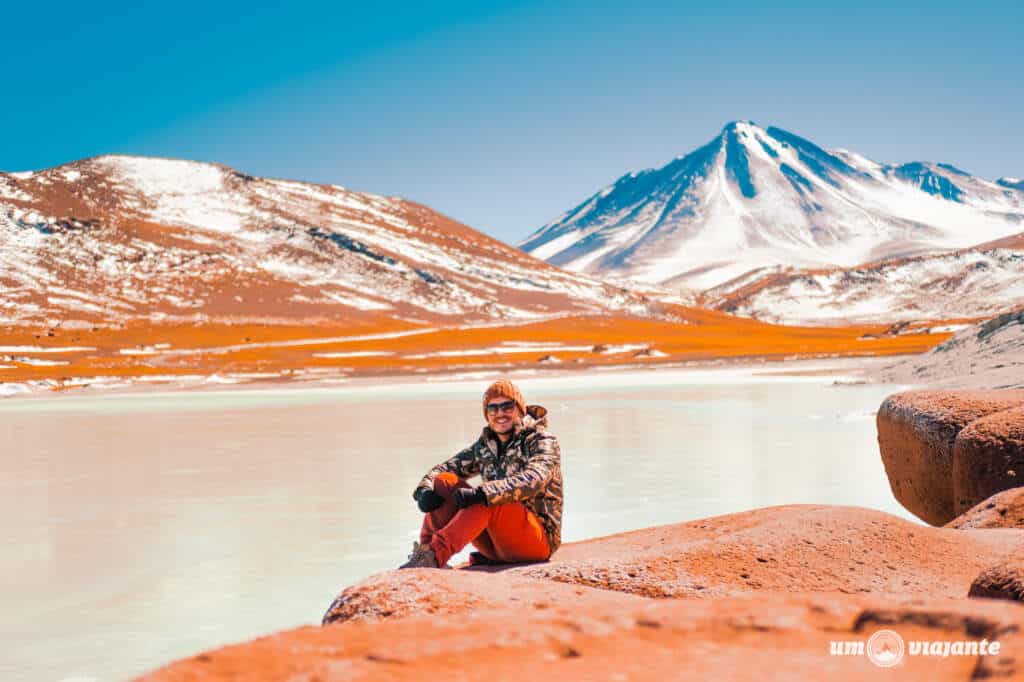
[482,379,526,418]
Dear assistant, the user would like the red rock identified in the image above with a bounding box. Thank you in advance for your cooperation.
[137,504,1024,680]
[969,563,1024,602]
[953,407,1024,515]
[321,566,644,626]
[505,505,1021,600]
[877,390,1024,525]
[320,506,1022,623]
[946,486,1024,530]
[141,592,1024,682]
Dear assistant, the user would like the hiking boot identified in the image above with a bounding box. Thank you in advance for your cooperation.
[468,551,504,567]
[399,541,441,569]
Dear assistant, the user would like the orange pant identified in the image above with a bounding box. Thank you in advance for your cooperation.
[422,472,550,566]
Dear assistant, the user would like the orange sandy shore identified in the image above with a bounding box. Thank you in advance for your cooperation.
[0,308,964,393]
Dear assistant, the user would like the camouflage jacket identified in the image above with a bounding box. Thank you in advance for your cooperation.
[414,404,563,554]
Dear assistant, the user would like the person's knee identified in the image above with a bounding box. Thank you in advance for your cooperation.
[433,472,468,495]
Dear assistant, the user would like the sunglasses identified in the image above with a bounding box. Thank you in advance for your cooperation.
[485,400,517,415]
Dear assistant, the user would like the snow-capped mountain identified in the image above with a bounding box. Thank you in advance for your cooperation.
[521,121,1024,290]
[0,156,659,328]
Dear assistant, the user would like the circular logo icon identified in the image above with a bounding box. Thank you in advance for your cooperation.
[866,629,905,667]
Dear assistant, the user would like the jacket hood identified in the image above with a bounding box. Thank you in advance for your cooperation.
[522,404,548,431]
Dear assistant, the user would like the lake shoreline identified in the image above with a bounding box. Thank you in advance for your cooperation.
[0,311,949,399]
[0,352,906,405]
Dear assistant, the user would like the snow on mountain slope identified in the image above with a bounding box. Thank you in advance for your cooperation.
[521,121,1024,290]
[702,237,1024,325]
[0,156,661,328]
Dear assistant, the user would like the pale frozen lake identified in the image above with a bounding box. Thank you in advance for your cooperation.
[0,363,913,681]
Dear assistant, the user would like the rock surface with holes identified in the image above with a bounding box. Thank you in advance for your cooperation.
[969,563,1024,603]
[877,390,1024,525]
[946,487,1024,530]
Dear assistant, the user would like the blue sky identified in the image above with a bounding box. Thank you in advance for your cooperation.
[3,0,1022,243]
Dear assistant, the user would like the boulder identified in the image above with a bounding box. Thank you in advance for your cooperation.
[946,486,1024,529]
[969,563,1024,602]
[142,591,1024,682]
[877,390,1024,525]
[505,504,1021,600]
[321,564,644,626]
[138,504,1024,681]
[319,506,1022,618]
[953,407,1024,515]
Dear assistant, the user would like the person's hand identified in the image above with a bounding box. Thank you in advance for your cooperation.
[416,488,445,513]
[452,487,487,510]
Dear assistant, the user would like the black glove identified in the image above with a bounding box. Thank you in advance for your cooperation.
[452,487,487,510]
[415,488,445,513]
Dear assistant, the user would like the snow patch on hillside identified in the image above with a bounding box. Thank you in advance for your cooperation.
[98,156,259,233]
[725,250,1024,325]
